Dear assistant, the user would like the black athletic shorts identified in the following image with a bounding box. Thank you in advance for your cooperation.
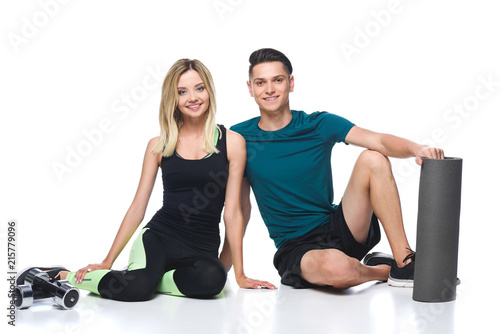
[273,201,381,288]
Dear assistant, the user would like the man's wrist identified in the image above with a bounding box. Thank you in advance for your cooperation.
[415,145,430,157]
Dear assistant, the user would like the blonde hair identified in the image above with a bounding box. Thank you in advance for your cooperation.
[153,59,219,157]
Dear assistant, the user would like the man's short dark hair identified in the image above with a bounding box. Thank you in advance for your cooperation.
[249,48,293,79]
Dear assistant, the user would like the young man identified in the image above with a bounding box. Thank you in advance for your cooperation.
[220,48,444,289]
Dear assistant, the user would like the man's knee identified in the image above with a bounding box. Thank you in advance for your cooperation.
[358,150,391,173]
[329,256,360,289]
[301,250,360,289]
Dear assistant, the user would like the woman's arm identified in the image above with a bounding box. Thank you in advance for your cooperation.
[74,137,161,283]
[219,176,251,271]
[224,130,276,289]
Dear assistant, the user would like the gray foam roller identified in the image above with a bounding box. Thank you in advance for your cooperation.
[412,157,462,303]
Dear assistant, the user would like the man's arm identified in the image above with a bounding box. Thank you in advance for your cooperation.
[219,177,252,272]
[345,126,444,165]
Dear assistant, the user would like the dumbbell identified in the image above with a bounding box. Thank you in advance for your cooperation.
[14,268,79,310]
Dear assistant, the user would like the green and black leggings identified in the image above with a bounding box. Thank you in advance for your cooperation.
[66,228,227,301]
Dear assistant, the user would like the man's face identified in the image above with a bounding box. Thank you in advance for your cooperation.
[247,61,294,115]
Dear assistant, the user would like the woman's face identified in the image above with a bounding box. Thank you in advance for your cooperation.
[176,69,210,120]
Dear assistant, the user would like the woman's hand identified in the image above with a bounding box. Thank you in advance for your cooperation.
[237,275,277,290]
[74,262,111,284]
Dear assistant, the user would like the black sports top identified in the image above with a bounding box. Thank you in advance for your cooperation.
[145,125,229,256]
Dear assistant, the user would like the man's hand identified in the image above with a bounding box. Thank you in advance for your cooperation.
[415,146,445,166]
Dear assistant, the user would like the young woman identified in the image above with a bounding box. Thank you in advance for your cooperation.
[18,59,276,302]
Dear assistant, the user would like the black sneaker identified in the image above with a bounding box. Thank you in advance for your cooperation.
[388,250,415,288]
[16,266,69,286]
[362,252,395,266]
[388,251,462,288]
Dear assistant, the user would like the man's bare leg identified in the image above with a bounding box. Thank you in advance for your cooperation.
[300,150,412,288]
[342,149,413,268]
[301,249,389,289]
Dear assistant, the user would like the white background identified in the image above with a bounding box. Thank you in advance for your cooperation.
[1,0,499,333]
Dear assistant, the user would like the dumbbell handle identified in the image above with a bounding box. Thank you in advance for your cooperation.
[25,269,79,309]
[26,270,58,294]
[33,275,60,294]
[33,288,53,299]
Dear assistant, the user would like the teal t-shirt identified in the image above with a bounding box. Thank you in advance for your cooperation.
[231,110,355,248]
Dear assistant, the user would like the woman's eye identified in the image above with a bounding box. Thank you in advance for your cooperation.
[196,86,205,92]
[178,90,186,95]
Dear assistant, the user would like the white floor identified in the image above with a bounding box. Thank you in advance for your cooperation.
[11,269,494,334]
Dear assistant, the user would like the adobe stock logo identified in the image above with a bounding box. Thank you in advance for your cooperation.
[339,0,413,64]
[51,64,166,182]
[393,73,499,183]
[212,0,244,20]
[7,0,73,54]
[179,170,228,225]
